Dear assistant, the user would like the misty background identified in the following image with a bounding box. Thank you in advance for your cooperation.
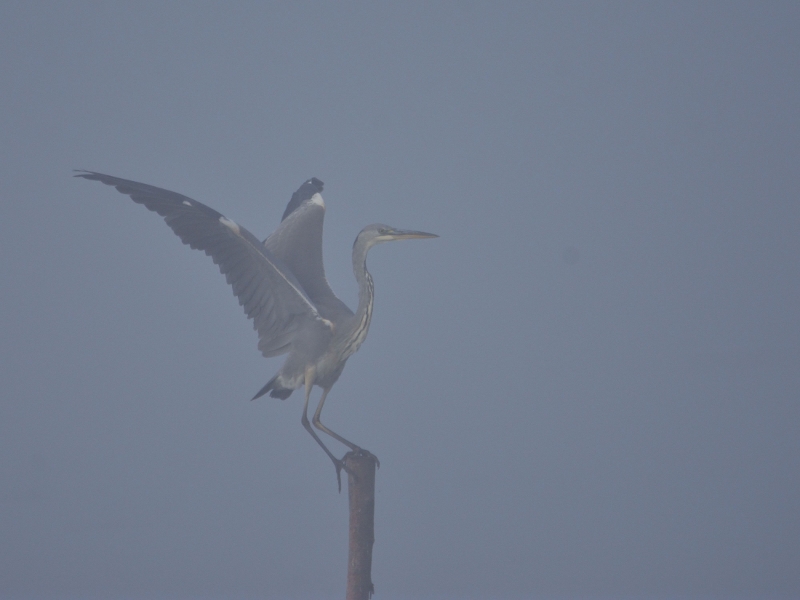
[1,2,798,599]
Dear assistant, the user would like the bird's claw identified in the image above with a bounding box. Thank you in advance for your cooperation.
[344,448,380,468]
[360,448,380,469]
[332,449,380,491]
[333,460,344,494]
[334,459,344,493]
[333,457,356,493]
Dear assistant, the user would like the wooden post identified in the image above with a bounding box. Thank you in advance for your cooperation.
[344,449,378,600]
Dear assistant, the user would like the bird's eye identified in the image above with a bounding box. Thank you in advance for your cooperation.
[379,228,389,235]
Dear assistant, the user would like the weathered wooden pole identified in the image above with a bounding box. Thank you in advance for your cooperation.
[344,449,378,600]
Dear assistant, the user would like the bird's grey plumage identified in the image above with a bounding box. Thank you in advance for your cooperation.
[75,170,437,489]
[74,171,330,360]
[264,177,353,323]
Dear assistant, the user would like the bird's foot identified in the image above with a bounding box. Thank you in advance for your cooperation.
[344,447,380,469]
[332,449,380,491]
[339,448,380,487]
[333,457,356,493]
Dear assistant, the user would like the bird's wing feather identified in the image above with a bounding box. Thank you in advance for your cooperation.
[75,171,328,358]
[264,178,353,320]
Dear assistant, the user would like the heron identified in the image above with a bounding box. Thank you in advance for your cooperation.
[76,171,437,489]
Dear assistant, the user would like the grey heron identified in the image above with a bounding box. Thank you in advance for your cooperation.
[76,171,437,489]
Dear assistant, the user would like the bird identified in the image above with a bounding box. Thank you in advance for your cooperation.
[75,171,437,489]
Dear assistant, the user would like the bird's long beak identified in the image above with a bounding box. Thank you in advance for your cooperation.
[386,228,439,241]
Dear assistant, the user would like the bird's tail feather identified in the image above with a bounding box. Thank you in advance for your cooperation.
[251,375,294,401]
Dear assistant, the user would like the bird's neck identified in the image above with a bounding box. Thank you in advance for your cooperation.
[342,243,375,357]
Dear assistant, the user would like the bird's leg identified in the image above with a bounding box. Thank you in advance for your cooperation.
[300,368,348,491]
[311,387,359,450]
[312,387,380,468]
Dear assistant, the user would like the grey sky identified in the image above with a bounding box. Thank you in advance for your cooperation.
[1,2,798,599]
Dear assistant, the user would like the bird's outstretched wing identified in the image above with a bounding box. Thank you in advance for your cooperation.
[75,171,329,358]
[264,178,353,320]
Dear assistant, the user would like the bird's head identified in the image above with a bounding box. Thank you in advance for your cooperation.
[355,224,438,252]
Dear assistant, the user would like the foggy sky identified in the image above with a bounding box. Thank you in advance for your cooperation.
[1,2,798,599]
